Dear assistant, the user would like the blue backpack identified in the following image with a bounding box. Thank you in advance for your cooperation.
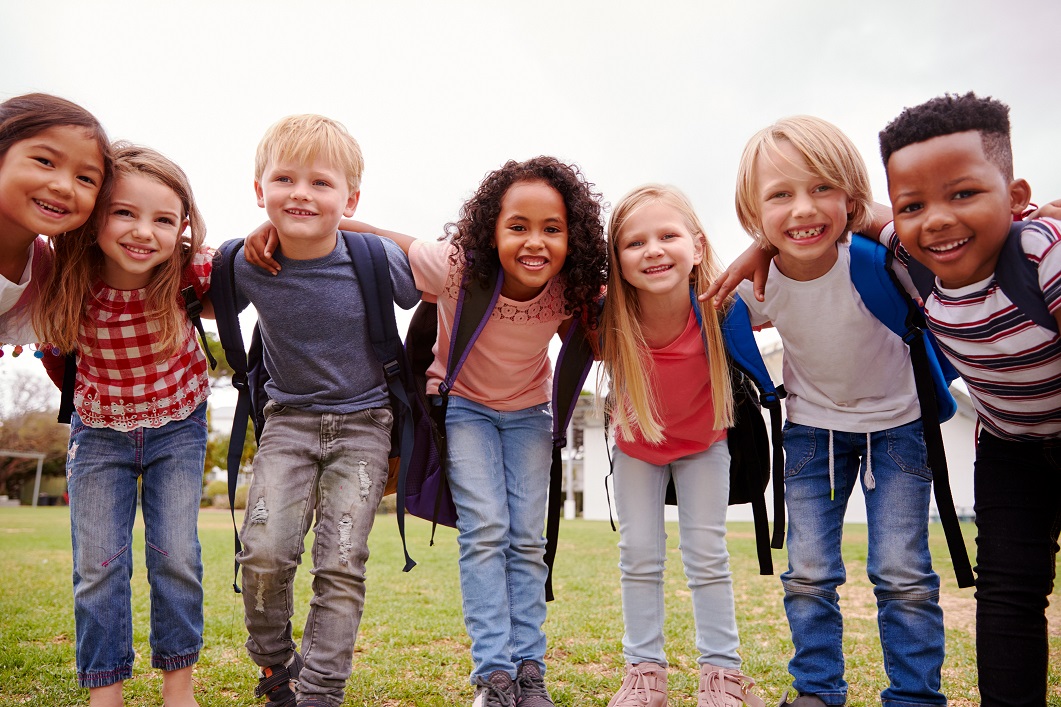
[723,236,977,588]
[211,231,416,591]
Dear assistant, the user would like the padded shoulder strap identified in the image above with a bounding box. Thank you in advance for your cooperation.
[342,231,401,368]
[442,263,503,393]
[995,221,1057,332]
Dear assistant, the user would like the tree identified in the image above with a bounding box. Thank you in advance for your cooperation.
[0,373,68,497]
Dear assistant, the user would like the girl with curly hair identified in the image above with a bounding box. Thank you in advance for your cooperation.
[246,155,608,707]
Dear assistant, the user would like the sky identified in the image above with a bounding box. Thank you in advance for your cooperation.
[3,0,1061,403]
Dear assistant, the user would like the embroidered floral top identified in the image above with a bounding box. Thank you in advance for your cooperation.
[73,247,212,431]
[409,240,569,411]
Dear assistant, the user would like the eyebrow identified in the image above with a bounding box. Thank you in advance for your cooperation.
[29,142,105,179]
[110,199,181,220]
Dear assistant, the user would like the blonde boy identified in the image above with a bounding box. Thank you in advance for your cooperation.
[233,115,418,707]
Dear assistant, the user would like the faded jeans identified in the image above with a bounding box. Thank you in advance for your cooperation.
[238,402,392,707]
[67,403,207,688]
[611,440,741,668]
[781,420,945,707]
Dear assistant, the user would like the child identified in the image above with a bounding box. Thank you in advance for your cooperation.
[731,116,946,707]
[598,184,765,707]
[878,92,1061,707]
[0,92,110,344]
[287,156,609,707]
[232,114,419,707]
[33,143,210,707]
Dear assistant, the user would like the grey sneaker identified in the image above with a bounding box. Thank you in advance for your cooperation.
[777,689,829,707]
[515,661,554,707]
[473,670,517,707]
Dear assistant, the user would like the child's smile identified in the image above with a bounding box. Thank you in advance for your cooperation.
[97,173,184,290]
[755,139,853,281]
[616,200,702,303]
[493,180,569,301]
[887,130,1030,289]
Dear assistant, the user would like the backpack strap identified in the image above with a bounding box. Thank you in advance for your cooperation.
[848,236,973,588]
[995,221,1057,332]
[716,295,786,566]
[181,286,217,370]
[341,232,419,572]
[543,315,595,601]
[210,238,252,593]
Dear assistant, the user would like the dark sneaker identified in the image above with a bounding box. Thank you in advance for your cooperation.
[473,670,517,707]
[777,689,829,707]
[255,651,304,707]
[515,661,554,707]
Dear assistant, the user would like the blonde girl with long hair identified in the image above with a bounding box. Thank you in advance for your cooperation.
[599,184,764,707]
[35,143,212,707]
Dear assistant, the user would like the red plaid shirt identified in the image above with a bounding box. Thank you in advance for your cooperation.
[74,247,212,431]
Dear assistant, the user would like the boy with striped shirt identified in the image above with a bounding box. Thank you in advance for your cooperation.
[879,92,1061,707]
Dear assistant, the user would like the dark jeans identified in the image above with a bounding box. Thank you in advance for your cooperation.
[973,431,1061,707]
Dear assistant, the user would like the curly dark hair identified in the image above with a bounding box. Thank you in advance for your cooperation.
[444,156,608,327]
[879,92,1013,180]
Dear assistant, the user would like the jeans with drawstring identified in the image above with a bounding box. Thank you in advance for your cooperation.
[780,419,945,707]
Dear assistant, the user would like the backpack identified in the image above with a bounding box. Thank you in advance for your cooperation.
[53,282,217,424]
[399,268,595,600]
[726,236,976,588]
[210,231,415,591]
[604,289,778,576]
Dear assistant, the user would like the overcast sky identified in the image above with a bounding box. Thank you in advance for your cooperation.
[3,0,1060,400]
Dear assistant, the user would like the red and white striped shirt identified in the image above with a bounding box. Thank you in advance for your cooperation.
[884,218,1061,441]
[73,247,212,431]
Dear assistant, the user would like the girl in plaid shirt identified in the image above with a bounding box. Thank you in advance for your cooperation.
[34,143,212,707]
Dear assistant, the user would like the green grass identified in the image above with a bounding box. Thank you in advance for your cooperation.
[0,507,1058,706]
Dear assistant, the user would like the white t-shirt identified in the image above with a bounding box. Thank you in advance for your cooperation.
[737,241,920,433]
[0,239,42,344]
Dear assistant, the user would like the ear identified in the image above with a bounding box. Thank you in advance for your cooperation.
[344,190,361,218]
[692,233,706,265]
[255,180,265,209]
[1008,178,1032,216]
[179,217,190,237]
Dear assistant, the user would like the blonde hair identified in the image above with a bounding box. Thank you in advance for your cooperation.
[599,184,733,444]
[35,142,206,358]
[735,115,873,248]
[254,114,364,193]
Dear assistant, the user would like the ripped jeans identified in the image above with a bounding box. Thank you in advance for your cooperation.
[239,401,392,707]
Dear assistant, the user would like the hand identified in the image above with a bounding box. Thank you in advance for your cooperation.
[1027,199,1061,220]
[701,243,775,308]
[244,221,282,275]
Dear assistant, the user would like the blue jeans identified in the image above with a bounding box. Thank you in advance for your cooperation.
[238,402,392,707]
[611,441,741,668]
[67,403,207,689]
[972,431,1061,707]
[781,420,945,707]
[444,396,553,683]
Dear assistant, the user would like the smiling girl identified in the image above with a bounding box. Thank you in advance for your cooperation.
[34,143,212,707]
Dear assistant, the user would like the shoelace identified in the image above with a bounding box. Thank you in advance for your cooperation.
[699,667,756,707]
[613,667,659,706]
[517,672,550,700]
[479,678,516,707]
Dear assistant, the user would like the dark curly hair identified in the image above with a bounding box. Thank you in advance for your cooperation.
[879,92,1013,180]
[444,156,608,328]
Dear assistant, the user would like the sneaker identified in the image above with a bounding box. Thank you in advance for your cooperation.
[255,651,304,707]
[473,670,517,707]
[515,661,554,707]
[606,662,668,707]
[698,664,765,707]
[776,689,829,707]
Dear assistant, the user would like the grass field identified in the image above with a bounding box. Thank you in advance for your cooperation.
[0,506,1058,706]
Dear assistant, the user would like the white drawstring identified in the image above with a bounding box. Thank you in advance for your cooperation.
[864,432,876,491]
[828,430,835,501]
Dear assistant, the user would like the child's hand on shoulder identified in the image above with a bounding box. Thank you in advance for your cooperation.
[244,221,281,275]
[1028,199,1061,220]
[701,242,776,307]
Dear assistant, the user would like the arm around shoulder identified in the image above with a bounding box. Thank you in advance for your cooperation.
[340,219,419,255]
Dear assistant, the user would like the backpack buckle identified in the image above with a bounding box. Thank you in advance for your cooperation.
[383,359,400,379]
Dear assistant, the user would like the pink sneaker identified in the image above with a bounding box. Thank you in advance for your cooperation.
[606,662,668,707]
[697,664,765,707]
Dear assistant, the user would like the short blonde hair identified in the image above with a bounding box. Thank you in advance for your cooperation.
[254,114,364,193]
[735,115,873,248]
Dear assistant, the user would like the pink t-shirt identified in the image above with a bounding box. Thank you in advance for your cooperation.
[615,308,727,466]
[409,240,568,411]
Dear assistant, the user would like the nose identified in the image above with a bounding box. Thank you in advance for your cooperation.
[132,219,152,239]
[290,182,310,201]
[49,170,75,197]
[525,229,544,249]
[645,237,664,257]
[923,204,956,232]
[791,191,816,218]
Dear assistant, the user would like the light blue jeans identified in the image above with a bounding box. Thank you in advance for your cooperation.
[781,420,945,707]
[67,403,207,689]
[238,402,392,707]
[611,440,741,668]
[444,395,553,683]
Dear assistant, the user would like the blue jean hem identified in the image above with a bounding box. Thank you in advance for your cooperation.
[151,649,200,671]
[78,665,133,689]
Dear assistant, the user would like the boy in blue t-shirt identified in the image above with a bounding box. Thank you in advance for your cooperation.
[879,92,1061,707]
[233,114,419,707]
